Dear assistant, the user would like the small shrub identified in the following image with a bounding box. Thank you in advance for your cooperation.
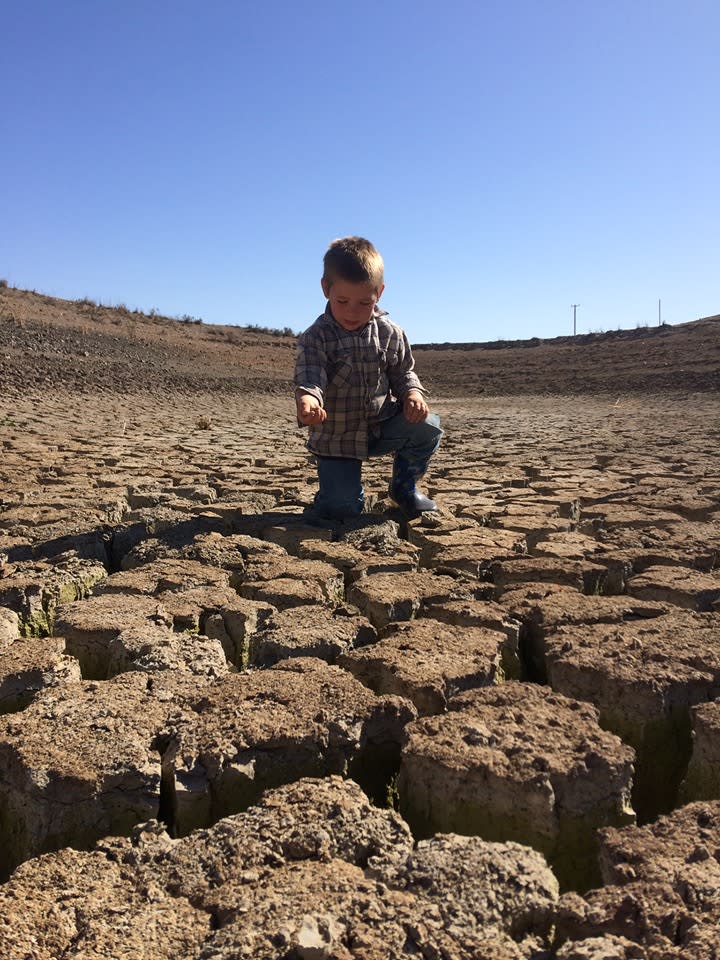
[0,278,9,289]
[196,415,211,430]
[242,322,297,337]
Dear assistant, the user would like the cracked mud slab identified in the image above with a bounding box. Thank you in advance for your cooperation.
[339,617,506,715]
[682,700,720,802]
[249,603,377,666]
[398,681,635,891]
[0,670,205,878]
[0,775,554,959]
[0,636,81,713]
[543,611,720,819]
[160,657,416,832]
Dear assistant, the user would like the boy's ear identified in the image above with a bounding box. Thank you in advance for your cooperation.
[321,277,331,298]
[376,283,385,301]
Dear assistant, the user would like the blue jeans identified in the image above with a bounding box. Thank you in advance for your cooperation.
[312,412,443,521]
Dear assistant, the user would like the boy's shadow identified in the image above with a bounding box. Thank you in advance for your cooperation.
[14,503,412,575]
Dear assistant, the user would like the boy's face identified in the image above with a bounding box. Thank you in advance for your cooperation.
[321,278,384,332]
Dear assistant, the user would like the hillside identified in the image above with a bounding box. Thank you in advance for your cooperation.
[415,315,720,395]
[0,287,296,398]
[1,285,718,398]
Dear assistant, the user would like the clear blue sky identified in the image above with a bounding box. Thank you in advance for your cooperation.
[2,0,718,342]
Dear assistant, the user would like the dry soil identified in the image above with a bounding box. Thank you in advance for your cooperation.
[1,285,719,959]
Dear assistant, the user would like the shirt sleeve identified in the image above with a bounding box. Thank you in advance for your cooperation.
[387,329,426,401]
[294,327,327,406]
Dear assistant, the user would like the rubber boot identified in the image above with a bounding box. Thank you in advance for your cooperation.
[389,454,438,519]
[308,456,364,525]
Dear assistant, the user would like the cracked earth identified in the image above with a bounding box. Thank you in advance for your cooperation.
[1,287,719,958]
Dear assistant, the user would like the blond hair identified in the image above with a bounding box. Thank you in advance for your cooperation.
[322,236,384,292]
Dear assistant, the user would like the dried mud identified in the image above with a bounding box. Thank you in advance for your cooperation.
[1,287,719,958]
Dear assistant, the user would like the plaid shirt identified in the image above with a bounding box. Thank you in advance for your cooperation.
[295,306,426,459]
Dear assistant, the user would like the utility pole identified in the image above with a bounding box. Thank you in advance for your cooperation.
[571,304,579,336]
[658,298,662,326]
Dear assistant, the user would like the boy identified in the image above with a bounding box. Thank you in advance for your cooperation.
[295,236,443,523]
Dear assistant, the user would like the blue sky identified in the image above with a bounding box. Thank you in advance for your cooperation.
[2,0,718,343]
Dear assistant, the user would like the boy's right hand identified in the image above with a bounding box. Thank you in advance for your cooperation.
[297,395,328,426]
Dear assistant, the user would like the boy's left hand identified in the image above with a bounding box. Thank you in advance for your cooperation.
[403,391,429,423]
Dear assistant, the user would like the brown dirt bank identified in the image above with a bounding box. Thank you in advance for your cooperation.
[1,285,718,398]
[0,287,295,398]
[414,315,720,396]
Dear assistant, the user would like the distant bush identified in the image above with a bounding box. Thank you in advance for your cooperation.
[180,314,203,324]
[241,323,297,337]
[0,278,8,289]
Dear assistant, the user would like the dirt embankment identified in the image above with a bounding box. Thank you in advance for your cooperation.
[413,316,720,396]
[0,287,296,398]
[1,285,718,399]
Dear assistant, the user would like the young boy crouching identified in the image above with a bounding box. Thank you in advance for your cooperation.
[295,236,443,523]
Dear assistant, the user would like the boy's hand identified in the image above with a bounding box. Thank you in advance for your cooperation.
[297,394,327,426]
[403,391,429,423]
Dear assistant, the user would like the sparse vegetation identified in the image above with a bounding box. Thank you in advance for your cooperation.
[384,772,400,810]
[240,323,297,337]
[3,288,297,339]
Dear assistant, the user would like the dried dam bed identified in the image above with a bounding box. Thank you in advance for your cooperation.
[1,375,720,958]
